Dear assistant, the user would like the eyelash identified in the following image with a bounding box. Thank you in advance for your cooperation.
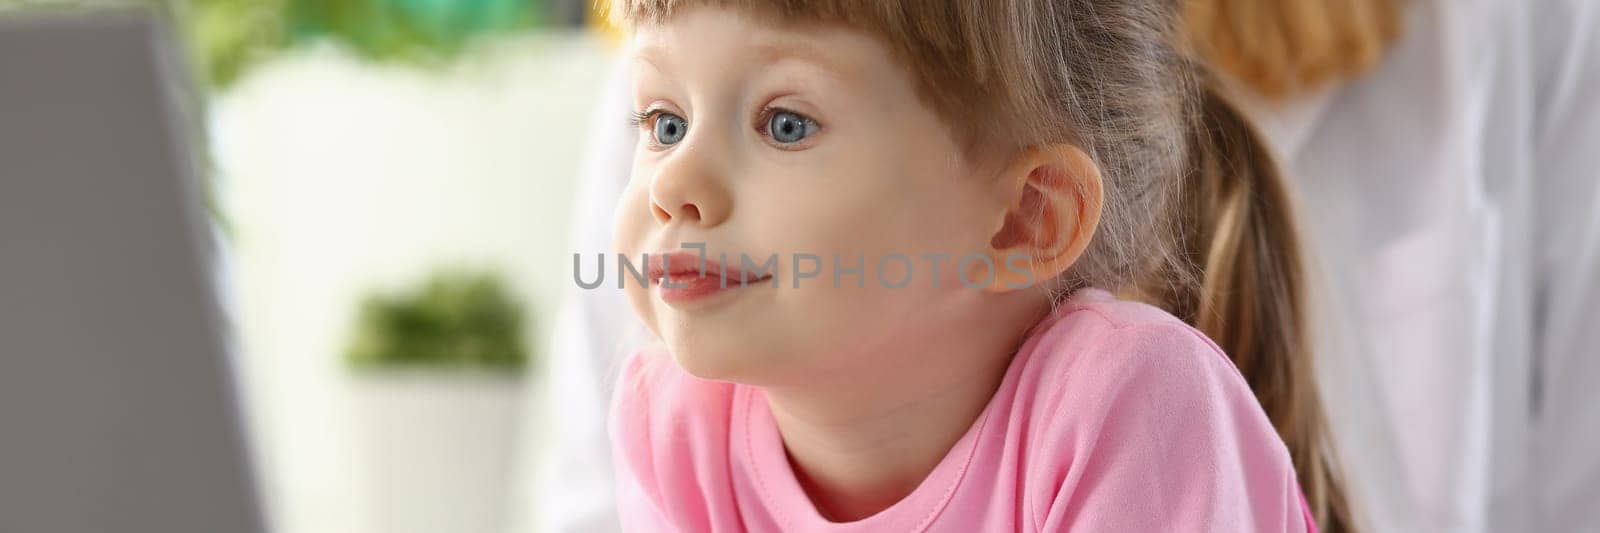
[628,108,673,150]
[627,106,821,150]
[627,109,656,129]
[754,106,811,141]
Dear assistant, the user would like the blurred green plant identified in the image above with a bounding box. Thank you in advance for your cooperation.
[182,0,288,88]
[186,0,548,88]
[6,0,560,86]
[346,270,530,372]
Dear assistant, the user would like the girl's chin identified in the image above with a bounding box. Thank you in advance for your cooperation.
[668,343,749,381]
[665,338,794,385]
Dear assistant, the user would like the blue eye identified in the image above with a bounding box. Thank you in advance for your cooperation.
[654,114,687,145]
[767,110,817,144]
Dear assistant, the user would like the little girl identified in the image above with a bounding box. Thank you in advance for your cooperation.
[605,0,1352,531]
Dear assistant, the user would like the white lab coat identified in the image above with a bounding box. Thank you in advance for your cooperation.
[521,58,639,533]
[522,1,1600,530]
[1525,0,1600,530]
[1232,0,1600,531]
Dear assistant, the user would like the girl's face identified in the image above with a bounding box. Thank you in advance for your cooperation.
[613,6,1013,385]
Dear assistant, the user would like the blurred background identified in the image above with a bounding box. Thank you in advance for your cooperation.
[5,1,618,532]
[187,2,615,533]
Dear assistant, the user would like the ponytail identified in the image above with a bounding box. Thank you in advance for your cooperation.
[1147,78,1356,532]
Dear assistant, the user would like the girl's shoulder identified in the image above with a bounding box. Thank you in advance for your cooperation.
[1007,288,1305,531]
[1018,287,1247,401]
[607,347,743,528]
[609,346,739,453]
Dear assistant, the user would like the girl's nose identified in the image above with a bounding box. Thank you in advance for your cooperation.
[648,154,731,228]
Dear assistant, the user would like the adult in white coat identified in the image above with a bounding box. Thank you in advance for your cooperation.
[522,1,1600,531]
[1217,1,1600,530]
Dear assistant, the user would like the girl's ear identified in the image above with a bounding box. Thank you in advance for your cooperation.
[981,144,1103,292]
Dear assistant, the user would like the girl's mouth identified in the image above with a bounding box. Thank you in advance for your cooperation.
[646,252,775,306]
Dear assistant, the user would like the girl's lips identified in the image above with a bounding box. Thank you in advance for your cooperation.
[645,252,774,305]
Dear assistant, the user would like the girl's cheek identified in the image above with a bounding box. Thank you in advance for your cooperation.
[612,184,653,251]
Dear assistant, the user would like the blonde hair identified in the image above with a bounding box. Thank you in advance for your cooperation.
[1184,0,1403,98]
[610,1,1356,530]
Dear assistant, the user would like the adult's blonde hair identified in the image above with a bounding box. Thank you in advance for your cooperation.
[1185,0,1403,98]
[609,1,1360,530]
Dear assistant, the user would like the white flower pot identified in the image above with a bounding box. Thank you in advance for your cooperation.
[348,371,525,533]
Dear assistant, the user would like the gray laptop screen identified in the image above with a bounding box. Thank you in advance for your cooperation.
[0,9,267,533]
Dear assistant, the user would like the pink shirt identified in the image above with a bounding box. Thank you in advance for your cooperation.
[610,288,1318,532]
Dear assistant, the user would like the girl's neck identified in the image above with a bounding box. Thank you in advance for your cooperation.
[762,299,1045,522]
